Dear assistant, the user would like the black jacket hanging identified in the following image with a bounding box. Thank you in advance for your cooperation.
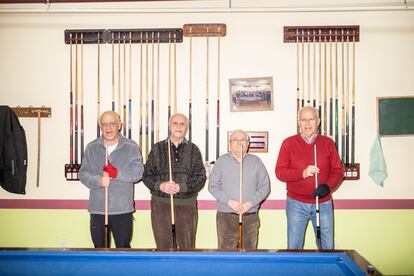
[0,105,27,194]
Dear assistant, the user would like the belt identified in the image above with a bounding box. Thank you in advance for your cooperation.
[230,212,257,216]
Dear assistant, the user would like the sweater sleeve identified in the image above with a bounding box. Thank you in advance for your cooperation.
[142,145,163,192]
[79,146,101,190]
[208,157,230,204]
[185,145,206,194]
[248,158,270,207]
[275,139,304,182]
[116,142,144,184]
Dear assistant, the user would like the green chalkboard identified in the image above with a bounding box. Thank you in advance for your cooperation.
[377,96,414,136]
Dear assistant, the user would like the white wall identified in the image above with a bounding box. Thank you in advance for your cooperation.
[0,3,413,202]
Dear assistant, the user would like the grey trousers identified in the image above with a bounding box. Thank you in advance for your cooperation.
[151,199,197,249]
[216,211,260,250]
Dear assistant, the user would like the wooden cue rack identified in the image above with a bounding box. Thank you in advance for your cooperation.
[283,25,360,181]
[183,23,227,37]
[64,28,184,44]
[283,26,360,43]
[63,28,184,181]
[12,106,52,118]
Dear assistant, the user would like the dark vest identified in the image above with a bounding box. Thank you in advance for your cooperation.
[0,106,28,194]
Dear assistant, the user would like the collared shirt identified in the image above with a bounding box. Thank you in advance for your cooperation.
[300,133,318,144]
[170,136,185,146]
[230,152,244,163]
[170,137,188,163]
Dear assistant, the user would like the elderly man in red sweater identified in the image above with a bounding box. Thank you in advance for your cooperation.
[275,105,344,249]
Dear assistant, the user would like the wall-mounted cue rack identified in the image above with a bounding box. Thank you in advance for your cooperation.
[183,23,227,37]
[182,23,227,171]
[283,26,360,43]
[64,27,184,181]
[284,25,360,181]
[64,28,183,44]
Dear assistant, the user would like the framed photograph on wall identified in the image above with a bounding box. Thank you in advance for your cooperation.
[227,131,269,153]
[229,77,274,112]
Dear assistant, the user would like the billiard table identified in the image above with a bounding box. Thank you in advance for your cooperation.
[0,248,380,276]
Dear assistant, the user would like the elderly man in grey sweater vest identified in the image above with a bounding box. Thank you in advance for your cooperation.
[208,129,270,249]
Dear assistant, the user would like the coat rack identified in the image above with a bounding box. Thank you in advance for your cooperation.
[11,106,52,188]
[12,106,52,118]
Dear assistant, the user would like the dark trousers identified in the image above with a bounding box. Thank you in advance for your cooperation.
[90,212,133,248]
[151,199,197,249]
[216,211,260,250]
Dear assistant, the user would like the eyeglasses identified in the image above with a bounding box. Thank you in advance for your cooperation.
[101,122,117,128]
[171,122,187,128]
[299,118,317,123]
[231,139,248,143]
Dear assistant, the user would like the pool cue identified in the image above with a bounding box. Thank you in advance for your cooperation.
[238,144,244,250]
[301,29,304,108]
[323,33,327,136]
[318,30,322,129]
[329,30,333,139]
[174,33,177,114]
[69,33,74,169]
[128,32,132,140]
[156,32,160,143]
[189,27,193,142]
[80,33,84,162]
[329,30,333,140]
[123,34,127,137]
[145,32,149,160]
[139,33,143,151]
[216,26,221,160]
[118,32,121,115]
[167,139,177,249]
[151,32,155,148]
[345,31,350,166]
[36,111,41,187]
[335,30,339,150]
[111,32,115,111]
[314,145,321,250]
[307,30,310,104]
[341,30,345,164]
[296,29,300,133]
[351,30,356,167]
[168,32,172,122]
[313,30,316,108]
[104,146,110,248]
[74,33,79,166]
[97,32,101,137]
[205,27,210,166]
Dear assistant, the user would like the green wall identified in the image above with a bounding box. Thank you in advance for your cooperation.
[1,209,413,275]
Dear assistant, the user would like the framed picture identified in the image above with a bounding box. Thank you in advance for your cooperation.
[229,77,274,112]
[227,131,269,153]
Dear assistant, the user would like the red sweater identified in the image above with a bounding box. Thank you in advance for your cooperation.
[275,134,344,204]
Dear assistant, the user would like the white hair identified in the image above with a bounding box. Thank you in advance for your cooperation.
[230,129,250,141]
[297,105,320,120]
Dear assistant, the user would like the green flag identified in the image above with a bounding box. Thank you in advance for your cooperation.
[369,135,388,187]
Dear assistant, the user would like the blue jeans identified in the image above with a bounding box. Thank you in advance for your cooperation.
[286,196,334,249]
